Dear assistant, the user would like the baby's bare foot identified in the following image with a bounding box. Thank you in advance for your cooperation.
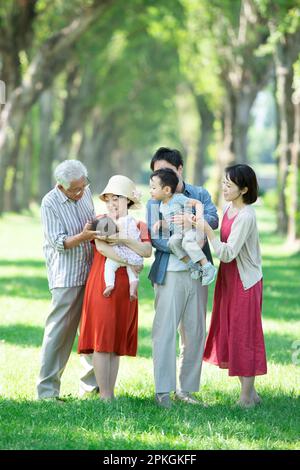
[129,281,138,301]
[130,293,137,301]
[103,286,114,297]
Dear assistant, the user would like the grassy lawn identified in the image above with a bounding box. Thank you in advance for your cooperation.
[0,201,299,450]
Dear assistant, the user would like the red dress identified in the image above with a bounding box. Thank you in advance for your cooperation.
[203,210,267,376]
[78,220,150,356]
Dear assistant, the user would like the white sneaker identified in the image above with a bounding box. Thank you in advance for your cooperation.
[201,262,217,286]
[190,268,202,280]
[155,393,172,408]
[174,391,209,407]
[174,392,200,405]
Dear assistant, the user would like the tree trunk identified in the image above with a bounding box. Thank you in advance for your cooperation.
[39,90,55,200]
[234,88,257,163]
[18,124,33,211]
[50,63,99,171]
[214,0,272,167]
[1,43,23,211]
[194,95,214,186]
[94,118,119,186]
[54,63,81,162]
[3,139,22,212]
[0,0,113,215]
[288,89,300,243]
[81,109,118,190]
[213,98,235,207]
[276,66,293,234]
[274,34,298,235]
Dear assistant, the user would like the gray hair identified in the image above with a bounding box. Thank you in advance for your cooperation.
[54,160,88,189]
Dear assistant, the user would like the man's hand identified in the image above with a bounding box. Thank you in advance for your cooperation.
[80,222,101,242]
[186,199,203,212]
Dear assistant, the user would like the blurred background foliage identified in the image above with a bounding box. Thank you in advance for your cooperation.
[0,0,300,245]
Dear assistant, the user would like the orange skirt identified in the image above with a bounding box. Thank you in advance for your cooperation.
[78,246,138,356]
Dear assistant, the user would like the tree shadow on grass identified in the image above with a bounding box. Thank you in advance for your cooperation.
[0,259,49,300]
[1,318,295,368]
[137,328,296,367]
[0,324,82,352]
[264,331,298,365]
[0,259,45,269]
[0,390,299,450]
[0,323,164,357]
[0,324,44,347]
[261,252,300,321]
[0,276,49,300]
[140,252,300,321]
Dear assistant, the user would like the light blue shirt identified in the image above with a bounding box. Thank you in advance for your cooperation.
[159,193,192,234]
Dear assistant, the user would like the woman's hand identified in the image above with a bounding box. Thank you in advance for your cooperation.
[130,264,144,275]
[95,234,109,241]
[95,239,126,263]
[106,233,128,245]
[193,204,212,236]
[96,232,127,245]
[98,233,151,258]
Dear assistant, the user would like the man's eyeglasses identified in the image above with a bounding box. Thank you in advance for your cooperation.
[65,178,90,196]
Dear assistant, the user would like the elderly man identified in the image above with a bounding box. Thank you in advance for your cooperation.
[37,160,99,400]
[147,147,219,408]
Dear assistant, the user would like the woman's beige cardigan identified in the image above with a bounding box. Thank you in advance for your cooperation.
[210,204,262,290]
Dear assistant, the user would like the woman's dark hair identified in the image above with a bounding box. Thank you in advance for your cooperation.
[150,168,179,194]
[225,164,258,204]
[150,147,184,171]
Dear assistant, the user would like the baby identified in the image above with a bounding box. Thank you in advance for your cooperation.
[92,214,143,301]
[150,168,217,286]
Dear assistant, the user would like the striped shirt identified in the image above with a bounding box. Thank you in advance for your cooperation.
[41,186,95,290]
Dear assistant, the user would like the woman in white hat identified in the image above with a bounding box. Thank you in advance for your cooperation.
[98,175,144,301]
[78,175,152,401]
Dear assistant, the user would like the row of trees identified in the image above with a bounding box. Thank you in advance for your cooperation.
[0,0,300,242]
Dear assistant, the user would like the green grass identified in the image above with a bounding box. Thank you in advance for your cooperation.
[0,204,299,450]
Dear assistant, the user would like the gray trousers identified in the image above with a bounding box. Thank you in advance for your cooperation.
[168,229,206,263]
[37,286,97,399]
[152,271,207,393]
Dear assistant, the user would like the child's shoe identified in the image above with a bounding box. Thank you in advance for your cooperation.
[201,262,217,286]
[187,261,202,280]
[190,268,202,280]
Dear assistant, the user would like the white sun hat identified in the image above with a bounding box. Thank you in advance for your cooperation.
[99,175,142,210]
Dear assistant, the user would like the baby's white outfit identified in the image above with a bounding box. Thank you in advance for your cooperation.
[104,215,143,289]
